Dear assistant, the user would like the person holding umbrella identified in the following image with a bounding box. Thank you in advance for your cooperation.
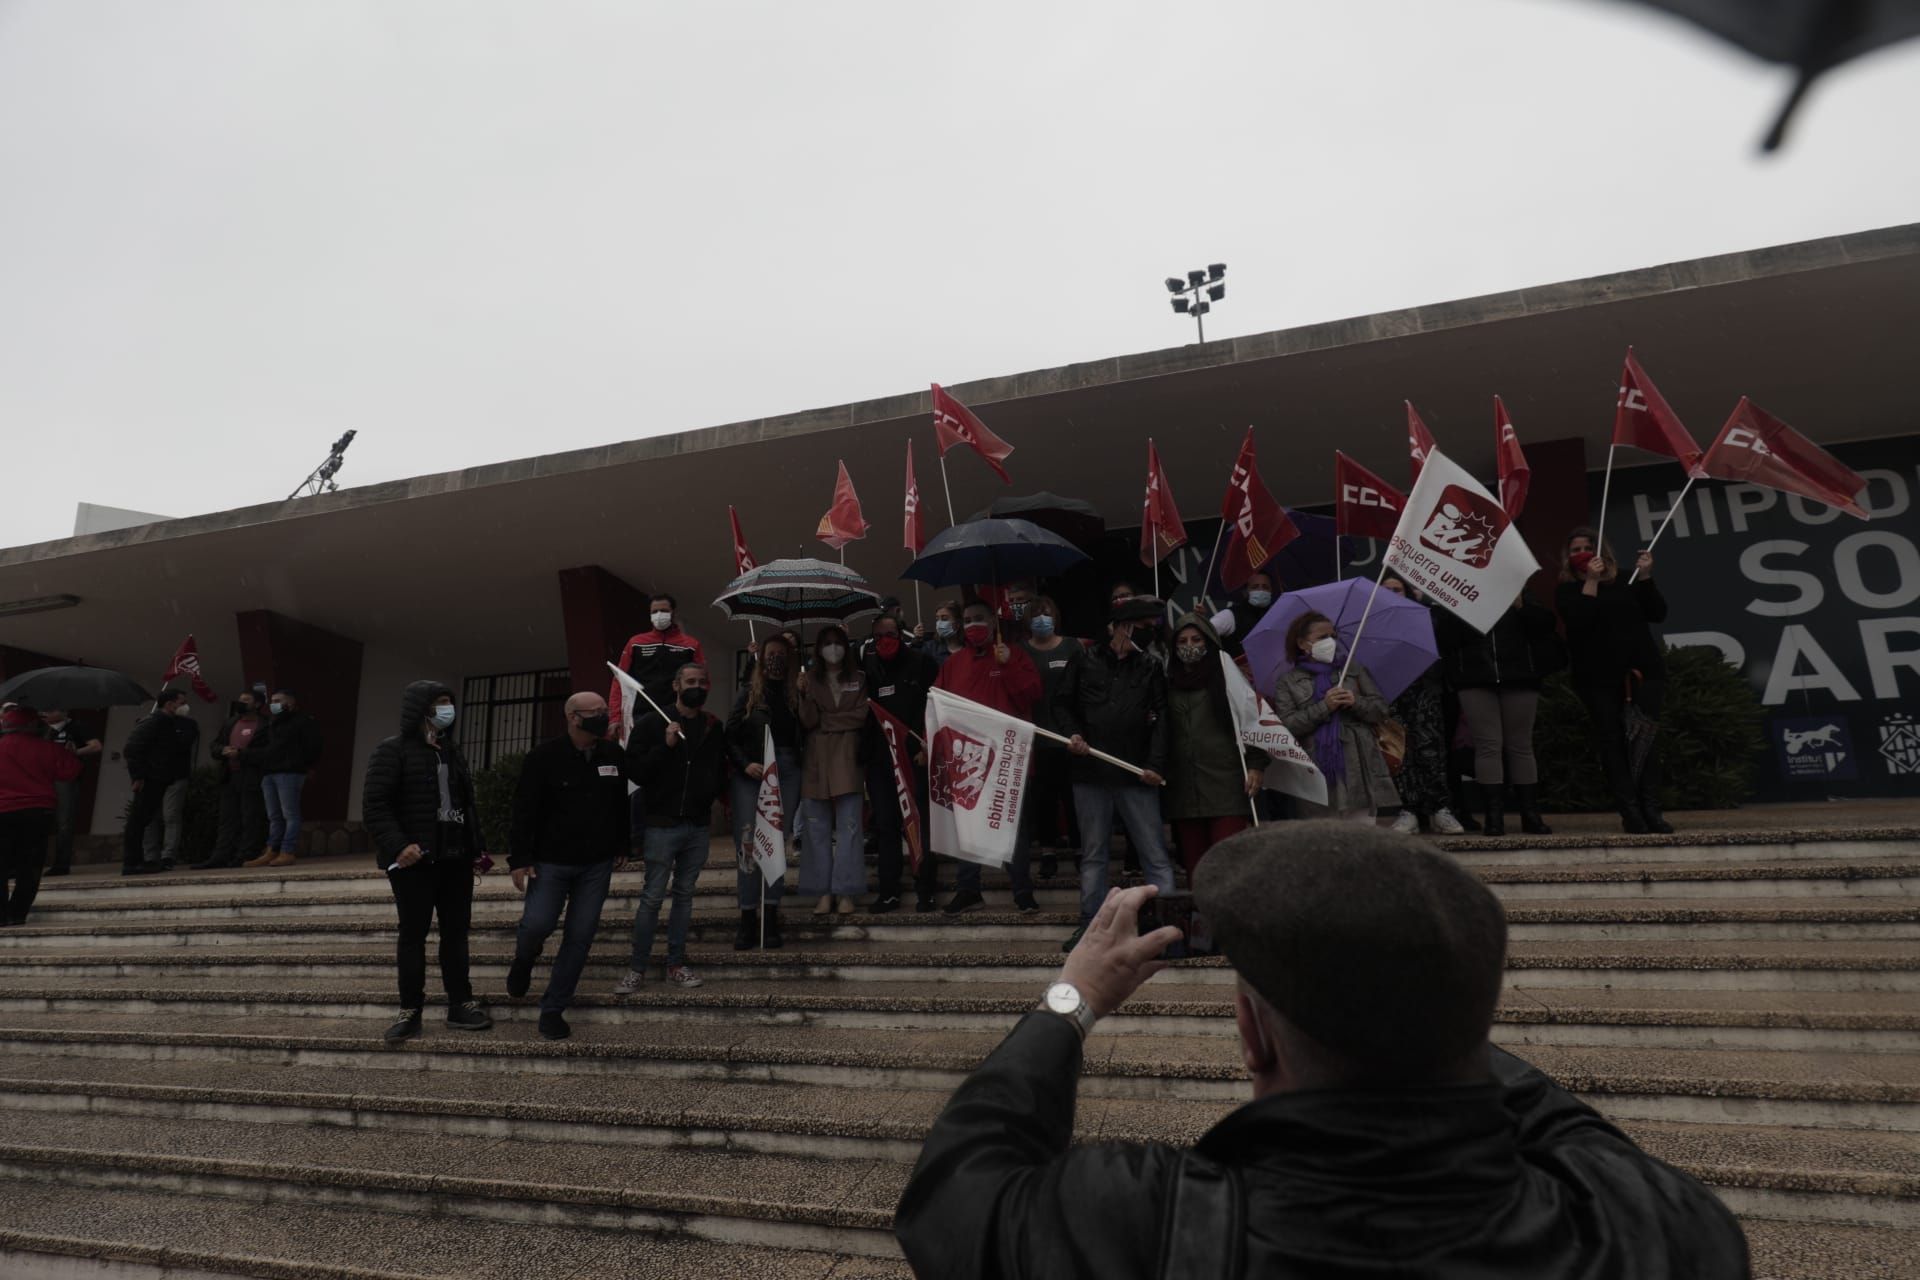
[1,705,83,925]
[1270,612,1399,822]
[796,625,870,915]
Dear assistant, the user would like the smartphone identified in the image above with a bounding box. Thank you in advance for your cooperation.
[1137,891,1213,957]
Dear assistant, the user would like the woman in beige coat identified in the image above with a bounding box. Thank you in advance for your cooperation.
[796,624,870,914]
[1270,611,1400,822]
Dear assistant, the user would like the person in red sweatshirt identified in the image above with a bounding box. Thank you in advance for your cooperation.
[607,593,706,739]
[931,600,1044,915]
[1,705,85,926]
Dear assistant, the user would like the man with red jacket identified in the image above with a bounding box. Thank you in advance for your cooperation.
[932,600,1044,915]
[607,593,706,739]
[1,705,84,926]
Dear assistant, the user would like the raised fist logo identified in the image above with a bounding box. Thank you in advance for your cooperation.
[1417,485,1506,570]
[929,726,995,812]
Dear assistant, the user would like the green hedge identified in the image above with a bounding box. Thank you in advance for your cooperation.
[1533,645,1764,813]
[471,752,525,856]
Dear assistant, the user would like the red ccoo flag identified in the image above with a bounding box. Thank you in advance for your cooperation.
[162,635,217,703]
[728,506,757,576]
[1614,348,1705,476]
[815,460,869,549]
[1494,397,1530,519]
[1334,451,1406,541]
[1406,401,1437,488]
[903,440,925,555]
[930,384,1014,484]
[869,700,926,873]
[1139,439,1188,566]
[1218,428,1301,591]
[1700,398,1868,518]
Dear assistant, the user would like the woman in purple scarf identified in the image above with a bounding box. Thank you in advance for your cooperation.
[1270,611,1400,822]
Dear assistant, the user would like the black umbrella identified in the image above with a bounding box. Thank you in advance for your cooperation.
[0,665,153,708]
[966,492,1106,549]
[903,519,1090,589]
[1623,1,1920,150]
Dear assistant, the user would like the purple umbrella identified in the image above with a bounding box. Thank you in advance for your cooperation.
[1242,577,1439,704]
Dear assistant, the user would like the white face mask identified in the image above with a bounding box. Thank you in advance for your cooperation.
[1309,637,1338,664]
[1247,590,1273,608]
[173,705,193,718]
[819,643,847,666]
[431,704,456,729]
[651,611,673,631]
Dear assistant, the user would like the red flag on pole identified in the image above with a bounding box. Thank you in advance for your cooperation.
[1218,428,1301,591]
[1406,402,1436,488]
[727,506,757,576]
[930,384,1014,484]
[1614,348,1705,476]
[1700,398,1868,518]
[816,460,869,549]
[1334,451,1406,541]
[903,440,925,555]
[869,700,925,873]
[1494,397,1530,519]
[162,635,217,703]
[1139,439,1188,566]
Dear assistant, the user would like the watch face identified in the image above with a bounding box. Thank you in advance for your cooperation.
[1045,982,1080,1014]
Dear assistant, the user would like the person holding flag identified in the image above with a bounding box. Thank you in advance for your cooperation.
[1270,613,1399,823]
[725,633,804,949]
[862,613,938,913]
[1557,529,1670,834]
[1163,613,1267,876]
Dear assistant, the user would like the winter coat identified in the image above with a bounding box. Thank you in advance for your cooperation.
[1021,639,1084,737]
[245,708,323,775]
[361,681,483,869]
[797,665,869,800]
[630,706,728,826]
[210,712,266,780]
[726,679,803,771]
[1054,640,1168,787]
[608,626,706,733]
[932,643,1042,718]
[509,733,634,868]
[894,1015,1749,1280]
[123,711,200,786]
[1558,577,1669,689]
[1163,614,1268,822]
[0,731,83,814]
[1436,598,1565,690]
[862,643,939,754]
[1271,662,1399,812]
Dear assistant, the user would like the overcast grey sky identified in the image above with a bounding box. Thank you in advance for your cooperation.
[1,0,1915,550]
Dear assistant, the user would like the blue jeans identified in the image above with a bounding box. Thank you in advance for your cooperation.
[954,803,1034,897]
[515,859,615,1014]
[263,773,305,853]
[798,793,866,897]
[1072,782,1175,922]
[730,748,799,909]
[631,823,708,969]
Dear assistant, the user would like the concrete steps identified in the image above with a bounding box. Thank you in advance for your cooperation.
[5,830,1919,1276]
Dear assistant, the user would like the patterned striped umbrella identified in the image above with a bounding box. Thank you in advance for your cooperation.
[712,558,884,627]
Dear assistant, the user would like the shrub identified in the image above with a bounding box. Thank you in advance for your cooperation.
[471,752,525,856]
[1533,645,1764,813]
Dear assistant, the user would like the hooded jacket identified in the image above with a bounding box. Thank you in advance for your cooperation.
[1053,634,1169,786]
[894,1014,1748,1280]
[1164,613,1269,821]
[361,681,482,869]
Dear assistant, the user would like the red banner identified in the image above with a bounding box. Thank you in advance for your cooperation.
[869,700,925,873]
[1494,396,1530,519]
[1406,401,1436,488]
[162,635,217,703]
[728,506,757,576]
[904,439,925,555]
[1700,398,1868,518]
[1218,428,1301,590]
[931,383,1014,484]
[1139,439,1188,566]
[1334,451,1405,541]
[815,460,869,550]
[1614,348,1705,475]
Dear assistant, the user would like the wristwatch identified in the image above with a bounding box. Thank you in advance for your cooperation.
[1040,981,1097,1041]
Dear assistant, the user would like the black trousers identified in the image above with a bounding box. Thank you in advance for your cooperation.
[1,809,53,924]
[1579,679,1665,815]
[122,781,170,870]
[388,858,476,1010]
[869,751,935,899]
[211,772,268,864]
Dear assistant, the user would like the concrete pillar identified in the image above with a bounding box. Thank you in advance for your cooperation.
[234,610,364,824]
[1515,437,1589,599]
[557,565,653,700]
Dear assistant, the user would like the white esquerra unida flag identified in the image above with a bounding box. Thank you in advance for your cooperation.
[749,727,787,887]
[1383,445,1542,634]
[924,687,1035,867]
[1219,652,1328,806]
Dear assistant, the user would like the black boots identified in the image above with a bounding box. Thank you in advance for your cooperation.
[733,909,757,951]
[1639,789,1674,835]
[1515,785,1552,835]
[762,904,783,949]
[1479,784,1506,837]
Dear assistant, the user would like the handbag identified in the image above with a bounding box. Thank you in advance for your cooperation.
[1374,718,1407,774]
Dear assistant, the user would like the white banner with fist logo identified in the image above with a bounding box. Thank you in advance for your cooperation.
[1384,446,1541,633]
[924,688,1034,867]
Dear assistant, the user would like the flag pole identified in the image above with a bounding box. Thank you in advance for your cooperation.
[913,581,923,631]
[1153,556,1160,600]
[1630,475,1697,584]
[1594,444,1617,557]
[935,688,1154,782]
[1336,558,1395,687]
[1199,522,1227,610]
[938,455,957,527]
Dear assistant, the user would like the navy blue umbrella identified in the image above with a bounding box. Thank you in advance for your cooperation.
[902,518,1089,589]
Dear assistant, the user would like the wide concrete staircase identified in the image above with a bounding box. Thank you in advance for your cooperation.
[2,826,1917,1279]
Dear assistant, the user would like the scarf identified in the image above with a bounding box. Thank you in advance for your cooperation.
[1296,658,1347,785]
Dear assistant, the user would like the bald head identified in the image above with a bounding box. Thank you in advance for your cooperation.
[564,692,606,717]
[564,692,610,743]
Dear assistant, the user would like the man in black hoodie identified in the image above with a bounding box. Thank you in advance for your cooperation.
[243,689,323,868]
[507,690,634,1041]
[362,680,492,1044]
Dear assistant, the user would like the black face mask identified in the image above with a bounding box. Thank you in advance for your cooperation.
[680,687,709,709]
[576,713,610,738]
[763,658,788,679]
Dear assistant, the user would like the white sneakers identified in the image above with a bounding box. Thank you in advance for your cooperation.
[617,966,703,992]
[1430,808,1467,835]
[614,970,644,995]
[1390,811,1420,834]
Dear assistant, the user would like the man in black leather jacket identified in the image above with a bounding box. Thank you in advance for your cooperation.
[895,821,1749,1279]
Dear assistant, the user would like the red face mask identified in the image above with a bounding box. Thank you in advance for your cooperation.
[1569,550,1595,574]
[963,623,992,648]
[874,634,901,659]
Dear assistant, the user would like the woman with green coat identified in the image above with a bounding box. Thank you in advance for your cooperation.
[1164,614,1269,876]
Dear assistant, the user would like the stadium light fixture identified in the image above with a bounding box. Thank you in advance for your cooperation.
[1161,262,1228,342]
